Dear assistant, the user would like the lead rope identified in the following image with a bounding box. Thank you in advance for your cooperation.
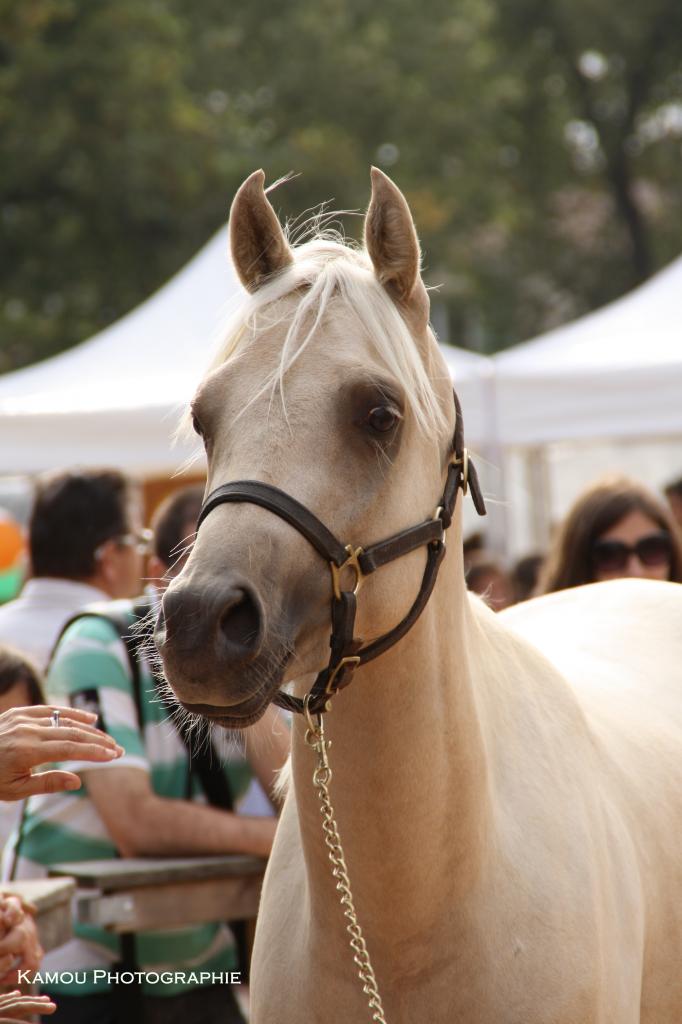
[303,696,388,1023]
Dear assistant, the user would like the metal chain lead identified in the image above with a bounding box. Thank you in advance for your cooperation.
[303,699,388,1024]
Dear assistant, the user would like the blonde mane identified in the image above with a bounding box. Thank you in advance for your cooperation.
[208,233,448,438]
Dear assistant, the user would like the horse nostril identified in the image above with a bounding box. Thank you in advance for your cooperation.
[218,588,263,656]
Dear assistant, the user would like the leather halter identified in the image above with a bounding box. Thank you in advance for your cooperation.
[196,391,486,716]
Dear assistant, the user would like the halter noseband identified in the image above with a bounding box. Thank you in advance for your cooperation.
[196,391,486,716]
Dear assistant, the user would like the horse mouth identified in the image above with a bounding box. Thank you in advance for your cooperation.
[179,696,273,728]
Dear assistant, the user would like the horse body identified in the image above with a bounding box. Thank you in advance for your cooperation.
[156,168,682,1022]
[252,567,682,1023]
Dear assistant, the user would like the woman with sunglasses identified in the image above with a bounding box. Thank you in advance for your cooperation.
[536,475,682,594]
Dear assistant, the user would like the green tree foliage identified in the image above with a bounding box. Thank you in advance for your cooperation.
[1,0,680,370]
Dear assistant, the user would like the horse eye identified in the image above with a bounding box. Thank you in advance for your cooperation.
[367,405,400,433]
[191,413,204,438]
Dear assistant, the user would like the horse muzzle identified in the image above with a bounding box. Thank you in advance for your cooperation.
[155,575,279,707]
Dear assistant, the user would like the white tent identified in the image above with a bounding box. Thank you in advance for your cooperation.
[492,256,682,553]
[0,226,492,476]
[494,255,682,446]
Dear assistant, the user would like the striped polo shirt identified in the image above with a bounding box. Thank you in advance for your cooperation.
[6,608,261,997]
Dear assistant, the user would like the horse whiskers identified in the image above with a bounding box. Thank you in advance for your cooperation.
[166,534,197,573]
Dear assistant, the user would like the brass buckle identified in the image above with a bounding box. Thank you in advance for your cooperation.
[453,448,469,495]
[330,544,365,600]
[325,655,362,696]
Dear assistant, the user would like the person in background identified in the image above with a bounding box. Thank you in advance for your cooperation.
[11,484,289,1024]
[536,475,682,594]
[511,553,545,603]
[664,475,682,533]
[0,470,146,671]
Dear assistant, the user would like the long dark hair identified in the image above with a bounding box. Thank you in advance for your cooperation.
[0,645,45,706]
[537,476,682,594]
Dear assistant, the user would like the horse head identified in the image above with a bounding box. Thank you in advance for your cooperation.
[155,168,458,726]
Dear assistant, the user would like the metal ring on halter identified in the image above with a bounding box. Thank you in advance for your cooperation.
[330,545,364,601]
[50,709,61,728]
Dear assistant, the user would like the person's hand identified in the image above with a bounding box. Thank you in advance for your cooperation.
[0,990,55,1020]
[0,705,124,800]
[0,894,24,936]
[0,896,43,987]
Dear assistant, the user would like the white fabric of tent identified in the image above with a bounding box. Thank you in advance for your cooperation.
[0,226,492,475]
[494,255,682,446]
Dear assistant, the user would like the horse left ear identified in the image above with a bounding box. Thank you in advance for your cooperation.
[364,167,429,326]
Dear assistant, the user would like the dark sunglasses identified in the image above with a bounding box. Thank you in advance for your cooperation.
[592,532,672,573]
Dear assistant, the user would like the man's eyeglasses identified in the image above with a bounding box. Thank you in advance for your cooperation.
[95,528,153,559]
[591,532,672,573]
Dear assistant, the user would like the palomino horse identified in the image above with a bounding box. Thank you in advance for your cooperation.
[156,168,682,1022]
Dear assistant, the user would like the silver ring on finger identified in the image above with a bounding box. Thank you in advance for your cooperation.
[50,709,61,728]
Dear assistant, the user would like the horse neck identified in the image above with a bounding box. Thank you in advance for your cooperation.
[290,513,490,939]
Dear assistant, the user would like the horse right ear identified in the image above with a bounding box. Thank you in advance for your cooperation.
[364,167,430,329]
[229,170,294,293]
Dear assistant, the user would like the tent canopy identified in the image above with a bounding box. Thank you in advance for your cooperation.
[493,255,682,446]
[0,227,492,475]
[0,228,242,474]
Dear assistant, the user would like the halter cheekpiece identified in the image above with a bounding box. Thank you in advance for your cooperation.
[196,390,486,716]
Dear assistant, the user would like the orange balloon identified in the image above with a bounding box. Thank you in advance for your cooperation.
[0,517,25,571]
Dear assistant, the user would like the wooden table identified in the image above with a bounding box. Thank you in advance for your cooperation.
[48,854,266,933]
[3,877,75,953]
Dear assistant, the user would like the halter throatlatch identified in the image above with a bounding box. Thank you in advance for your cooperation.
[196,390,486,716]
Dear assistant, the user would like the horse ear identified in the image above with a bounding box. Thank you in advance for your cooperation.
[229,169,294,292]
[364,167,429,325]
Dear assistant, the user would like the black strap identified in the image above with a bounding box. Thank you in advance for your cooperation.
[357,539,446,665]
[359,518,444,574]
[198,480,350,566]
[274,460,463,714]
